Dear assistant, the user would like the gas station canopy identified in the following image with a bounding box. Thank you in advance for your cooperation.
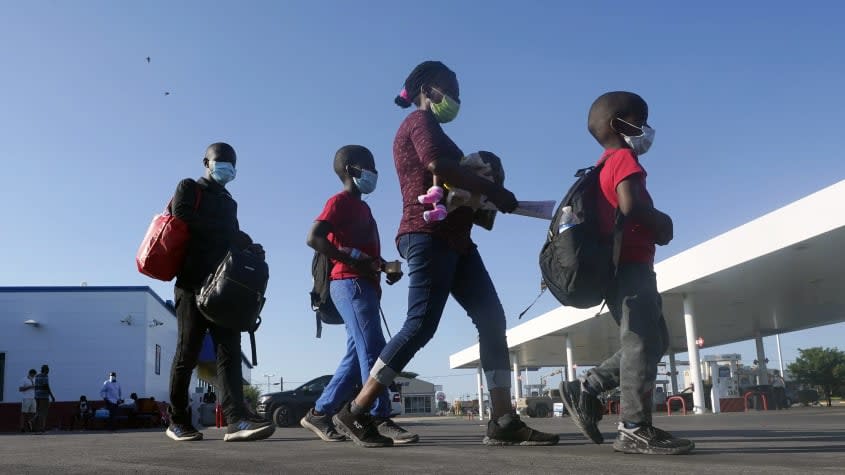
[450,179,845,370]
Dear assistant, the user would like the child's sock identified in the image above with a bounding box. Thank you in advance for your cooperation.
[350,401,367,416]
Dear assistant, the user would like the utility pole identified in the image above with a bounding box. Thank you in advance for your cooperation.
[263,373,276,394]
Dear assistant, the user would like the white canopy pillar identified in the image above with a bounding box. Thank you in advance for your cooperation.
[755,332,769,385]
[565,334,575,382]
[668,352,679,395]
[683,294,706,414]
[511,353,521,400]
[775,333,785,376]
[476,366,484,421]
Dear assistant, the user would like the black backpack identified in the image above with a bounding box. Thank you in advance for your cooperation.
[310,251,343,338]
[538,164,622,309]
[197,248,268,365]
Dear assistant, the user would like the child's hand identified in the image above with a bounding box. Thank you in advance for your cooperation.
[655,213,673,245]
[350,256,380,278]
[385,270,403,285]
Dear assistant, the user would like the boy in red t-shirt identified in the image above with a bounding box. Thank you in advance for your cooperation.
[302,145,417,446]
[560,92,694,455]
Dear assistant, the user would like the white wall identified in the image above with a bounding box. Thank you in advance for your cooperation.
[0,288,177,403]
[143,293,178,401]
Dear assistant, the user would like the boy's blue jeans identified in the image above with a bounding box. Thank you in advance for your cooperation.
[371,233,511,391]
[315,278,391,417]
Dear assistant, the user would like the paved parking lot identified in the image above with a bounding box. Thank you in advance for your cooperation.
[2,406,843,474]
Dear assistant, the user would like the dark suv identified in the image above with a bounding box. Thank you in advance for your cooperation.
[256,375,403,427]
[257,375,334,427]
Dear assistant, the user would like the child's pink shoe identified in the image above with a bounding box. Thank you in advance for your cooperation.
[423,204,448,222]
[418,185,444,204]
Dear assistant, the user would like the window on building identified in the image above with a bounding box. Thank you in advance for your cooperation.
[403,395,432,414]
[155,345,161,375]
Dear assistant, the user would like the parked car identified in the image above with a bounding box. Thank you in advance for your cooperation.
[257,375,402,427]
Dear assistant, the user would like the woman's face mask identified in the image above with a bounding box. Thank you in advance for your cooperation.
[429,88,461,124]
[210,160,237,185]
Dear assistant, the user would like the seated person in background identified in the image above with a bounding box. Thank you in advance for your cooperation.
[202,387,217,404]
[74,395,92,430]
[120,393,139,411]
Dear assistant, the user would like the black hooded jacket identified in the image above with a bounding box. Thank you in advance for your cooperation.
[171,177,252,291]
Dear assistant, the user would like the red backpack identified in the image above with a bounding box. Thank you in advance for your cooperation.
[136,187,201,281]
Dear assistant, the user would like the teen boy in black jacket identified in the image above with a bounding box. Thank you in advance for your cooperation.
[165,142,274,443]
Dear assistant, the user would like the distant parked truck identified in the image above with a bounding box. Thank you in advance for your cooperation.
[516,389,563,418]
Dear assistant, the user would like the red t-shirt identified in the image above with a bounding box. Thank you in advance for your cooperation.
[393,109,475,252]
[596,148,656,265]
[315,191,381,283]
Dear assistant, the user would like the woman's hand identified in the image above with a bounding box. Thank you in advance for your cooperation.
[487,186,518,213]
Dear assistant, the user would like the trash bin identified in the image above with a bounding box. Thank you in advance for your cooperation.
[749,385,773,410]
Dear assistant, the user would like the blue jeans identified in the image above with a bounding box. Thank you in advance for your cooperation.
[372,233,511,390]
[315,278,391,417]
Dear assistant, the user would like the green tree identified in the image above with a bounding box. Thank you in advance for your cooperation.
[243,384,262,411]
[787,347,845,407]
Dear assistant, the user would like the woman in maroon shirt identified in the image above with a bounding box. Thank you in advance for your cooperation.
[332,61,559,448]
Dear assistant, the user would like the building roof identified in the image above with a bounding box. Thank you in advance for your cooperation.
[450,179,845,369]
[0,286,176,317]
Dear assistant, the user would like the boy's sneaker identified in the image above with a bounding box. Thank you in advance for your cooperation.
[613,423,695,455]
[165,423,203,441]
[374,417,419,444]
[332,403,393,448]
[560,380,604,444]
[223,418,275,442]
[483,413,560,446]
[301,409,346,442]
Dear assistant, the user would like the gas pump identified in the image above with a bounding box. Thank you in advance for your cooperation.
[703,354,743,413]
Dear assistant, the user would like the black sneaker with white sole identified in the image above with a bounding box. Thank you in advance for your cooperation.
[223,418,276,442]
[165,423,203,441]
[332,403,393,448]
[483,413,560,446]
[560,380,604,444]
[374,417,419,444]
[301,409,346,442]
[613,423,695,455]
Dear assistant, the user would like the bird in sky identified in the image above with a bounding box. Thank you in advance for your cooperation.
[164,91,170,96]
[146,56,150,63]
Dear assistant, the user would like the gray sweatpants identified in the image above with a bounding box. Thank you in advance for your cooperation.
[585,263,669,425]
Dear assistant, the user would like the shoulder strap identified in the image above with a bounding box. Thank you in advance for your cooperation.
[167,180,202,214]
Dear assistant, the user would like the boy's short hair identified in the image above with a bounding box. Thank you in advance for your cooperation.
[28,369,37,376]
[587,91,648,145]
[333,145,374,180]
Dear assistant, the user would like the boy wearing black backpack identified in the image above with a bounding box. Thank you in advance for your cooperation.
[559,92,694,455]
[302,145,417,446]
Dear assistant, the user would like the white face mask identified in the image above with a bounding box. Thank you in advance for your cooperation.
[615,118,655,155]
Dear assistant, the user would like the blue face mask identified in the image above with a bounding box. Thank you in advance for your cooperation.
[210,161,236,185]
[353,169,378,194]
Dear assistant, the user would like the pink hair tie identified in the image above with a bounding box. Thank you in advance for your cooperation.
[399,88,409,100]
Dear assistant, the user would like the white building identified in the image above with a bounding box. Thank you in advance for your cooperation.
[394,376,436,415]
[0,286,251,404]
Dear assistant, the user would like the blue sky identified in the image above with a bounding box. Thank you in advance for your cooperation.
[3,1,844,399]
